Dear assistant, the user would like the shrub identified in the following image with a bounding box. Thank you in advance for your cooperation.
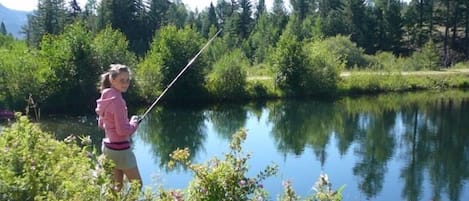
[136,25,207,102]
[409,40,440,70]
[0,39,46,110]
[206,49,249,100]
[271,31,309,96]
[167,129,278,201]
[367,52,401,71]
[0,114,138,201]
[91,25,137,74]
[451,61,469,69]
[317,35,368,69]
[304,39,344,96]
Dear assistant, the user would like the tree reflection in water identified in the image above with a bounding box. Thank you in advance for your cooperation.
[36,90,469,200]
[138,106,206,170]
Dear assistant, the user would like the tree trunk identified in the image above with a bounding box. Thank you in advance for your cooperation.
[429,0,433,39]
[443,0,450,67]
[466,0,469,58]
[418,0,424,46]
[451,1,458,49]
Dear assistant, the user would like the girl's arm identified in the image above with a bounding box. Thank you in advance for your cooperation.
[112,100,138,136]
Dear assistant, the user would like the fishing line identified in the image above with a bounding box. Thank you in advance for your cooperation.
[139,29,222,121]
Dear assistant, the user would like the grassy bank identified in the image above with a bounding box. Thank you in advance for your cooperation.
[338,70,469,95]
[244,69,469,99]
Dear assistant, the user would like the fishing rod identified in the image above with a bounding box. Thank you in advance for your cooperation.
[139,29,223,121]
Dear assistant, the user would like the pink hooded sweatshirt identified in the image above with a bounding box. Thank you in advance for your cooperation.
[95,87,138,147]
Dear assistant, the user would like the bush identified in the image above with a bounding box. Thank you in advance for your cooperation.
[206,49,249,100]
[136,25,207,102]
[451,61,469,69]
[0,41,43,110]
[271,31,309,96]
[409,40,440,70]
[163,129,344,201]
[167,129,278,201]
[317,35,368,69]
[303,39,344,95]
[366,52,407,72]
[91,25,137,74]
[0,114,138,201]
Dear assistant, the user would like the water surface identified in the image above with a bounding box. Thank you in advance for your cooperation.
[36,90,469,201]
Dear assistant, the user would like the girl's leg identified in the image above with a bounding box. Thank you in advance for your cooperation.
[123,167,142,189]
[113,169,124,191]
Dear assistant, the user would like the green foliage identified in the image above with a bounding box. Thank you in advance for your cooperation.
[91,25,139,103]
[321,10,348,38]
[206,49,249,100]
[303,39,344,95]
[200,4,218,37]
[0,34,14,47]
[238,0,254,40]
[409,40,440,70]
[1,115,345,201]
[168,129,278,201]
[98,0,150,55]
[0,40,46,109]
[366,52,406,72]
[277,175,343,201]
[271,32,346,97]
[38,22,98,113]
[245,78,281,99]
[0,22,7,35]
[271,31,308,96]
[24,0,69,47]
[245,63,280,99]
[136,25,207,102]
[451,61,469,69]
[205,27,229,67]
[373,0,403,53]
[317,35,368,68]
[0,115,116,200]
[248,12,278,64]
[91,25,137,73]
[310,174,344,201]
[339,72,469,94]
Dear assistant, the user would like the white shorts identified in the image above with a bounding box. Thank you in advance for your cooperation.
[102,144,138,170]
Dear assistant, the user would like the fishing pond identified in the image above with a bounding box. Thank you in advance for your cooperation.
[34,90,469,201]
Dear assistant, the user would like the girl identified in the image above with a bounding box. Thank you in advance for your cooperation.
[95,64,142,191]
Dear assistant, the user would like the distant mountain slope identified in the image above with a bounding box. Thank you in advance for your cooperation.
[0,3,30,39]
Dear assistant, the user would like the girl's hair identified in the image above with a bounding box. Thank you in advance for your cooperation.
[99,64,131,92]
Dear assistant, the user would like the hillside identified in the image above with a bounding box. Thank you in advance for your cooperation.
[0,3,30,38]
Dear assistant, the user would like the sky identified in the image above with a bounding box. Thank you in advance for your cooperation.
[0,0,282,12]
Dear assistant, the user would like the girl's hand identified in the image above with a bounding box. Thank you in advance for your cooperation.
[131,115,142,124]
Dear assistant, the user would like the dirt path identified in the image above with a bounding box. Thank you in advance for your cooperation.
[248,69,469,80]
[341,68,469,77]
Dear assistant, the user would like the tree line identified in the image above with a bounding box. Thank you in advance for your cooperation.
[21,0,469,63]
[0,0,468,114]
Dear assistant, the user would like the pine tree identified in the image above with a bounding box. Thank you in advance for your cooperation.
[255,0,266,20]
[290,0,310,20]
[98,0,149,54]
[238,0,253,39]
[272,0,288,32]
[201,3,219,37]
[375,0,403,54]
[341,0,376,53]
[24,0,69,47]
[148,0,171,29]
[0,21,7,35]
